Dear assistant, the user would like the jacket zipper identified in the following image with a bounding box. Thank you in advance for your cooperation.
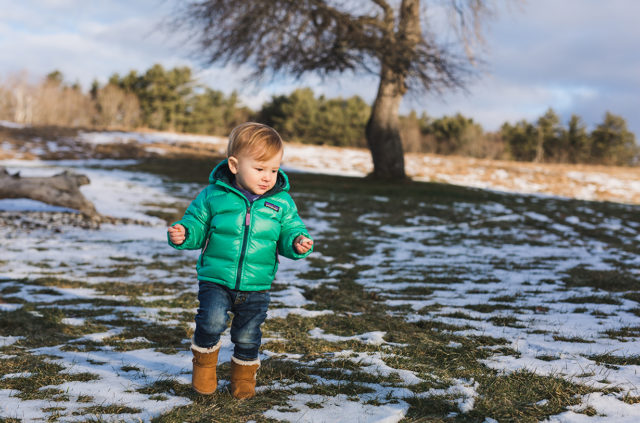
[198,237,210,267]
[234,204,251,289]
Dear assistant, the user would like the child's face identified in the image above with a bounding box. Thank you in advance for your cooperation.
[228,149,283,195]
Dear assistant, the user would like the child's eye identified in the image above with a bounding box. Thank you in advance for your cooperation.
[272,170,278,173]
[256,168,263,171]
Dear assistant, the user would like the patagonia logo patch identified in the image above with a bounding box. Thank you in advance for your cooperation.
[264,202,280,212]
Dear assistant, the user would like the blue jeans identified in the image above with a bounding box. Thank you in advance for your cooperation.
[193,281,270,361]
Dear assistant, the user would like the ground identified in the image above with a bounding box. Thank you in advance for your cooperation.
[0,124,639,422]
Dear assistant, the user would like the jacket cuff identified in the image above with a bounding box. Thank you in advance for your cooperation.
[289,232,313,259]
[167,223,189,249]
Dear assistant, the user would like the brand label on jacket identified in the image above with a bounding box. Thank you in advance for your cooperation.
[264,202,280,212]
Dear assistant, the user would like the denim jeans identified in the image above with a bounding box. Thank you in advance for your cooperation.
[193,281,270,361]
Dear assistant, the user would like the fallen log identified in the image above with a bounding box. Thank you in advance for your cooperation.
[0,167,98,218]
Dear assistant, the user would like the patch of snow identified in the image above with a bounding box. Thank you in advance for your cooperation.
[0,198,78,213]
[0,120,26,129]
[61,317,85,326]
[308,328,387,345]
[268,308,334,319]
[1,372,33,379]
[264,393,408,423]
[544,392,640,422]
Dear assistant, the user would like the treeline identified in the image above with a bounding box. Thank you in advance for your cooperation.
[399,109,639,166]
[0,65,251,134]
[0,64,637,166]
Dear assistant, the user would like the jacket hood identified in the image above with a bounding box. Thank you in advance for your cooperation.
[208,159,290,195]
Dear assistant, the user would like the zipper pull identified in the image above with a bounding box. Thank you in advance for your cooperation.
[245,207,251,226]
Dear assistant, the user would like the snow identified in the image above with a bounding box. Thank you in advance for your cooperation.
[0,198,77,212]
[419,378,480,413]
[264,393,408,423]
[1,344,194,422]
[0,336,23,347]
[78,130,227,147]
[333,350,423,385]
[1,372,33,379]
[308,328,387,345]
[1,129,640,421]
[61,317,86,326]
[0,120,27,129]
[545,393,640,422]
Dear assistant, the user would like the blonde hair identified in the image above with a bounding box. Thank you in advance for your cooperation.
[227,122,283,161]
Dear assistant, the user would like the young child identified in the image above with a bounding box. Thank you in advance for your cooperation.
[167,122,313,399]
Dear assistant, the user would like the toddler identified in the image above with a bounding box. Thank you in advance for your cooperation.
[168,122,313,399]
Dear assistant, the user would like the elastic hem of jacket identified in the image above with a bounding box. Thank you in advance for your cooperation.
[197,278,273,292]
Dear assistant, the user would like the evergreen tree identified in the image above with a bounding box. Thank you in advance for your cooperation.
[423,114,482,155]
[590,112,638,166]
[501,120,537,161]
[536,108,565,162]
[258,88,369,147]
[565,115,590,164]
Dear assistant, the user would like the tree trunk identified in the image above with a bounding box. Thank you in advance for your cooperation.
[0,168,98,217]
[365,68,407,180]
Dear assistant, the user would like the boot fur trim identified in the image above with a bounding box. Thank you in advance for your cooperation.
[191,338,221,354]
[231,355,260,366]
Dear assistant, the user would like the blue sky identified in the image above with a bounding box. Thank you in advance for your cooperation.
[1,0,639,136]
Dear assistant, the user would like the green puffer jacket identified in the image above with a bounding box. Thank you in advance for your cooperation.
[168,159,313,291]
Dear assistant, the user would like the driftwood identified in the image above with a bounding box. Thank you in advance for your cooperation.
[0,167,98,217]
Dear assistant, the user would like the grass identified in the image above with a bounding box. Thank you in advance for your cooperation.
[469,370,600,423]
[589,354,640,366]
[560,295,622,305]
[562,266,639,292]
[0,352,100,401]
[0,307,106,348]
[1,153,640,422]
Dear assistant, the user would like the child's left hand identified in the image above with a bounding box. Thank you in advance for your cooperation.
[294,235,314,254]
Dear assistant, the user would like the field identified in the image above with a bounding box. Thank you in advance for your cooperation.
[1,125,640,422]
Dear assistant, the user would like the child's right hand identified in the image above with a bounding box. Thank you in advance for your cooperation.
[168,224,186,245]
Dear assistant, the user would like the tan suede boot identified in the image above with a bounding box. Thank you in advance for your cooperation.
[191,339,221,394]
[230,356,260,399]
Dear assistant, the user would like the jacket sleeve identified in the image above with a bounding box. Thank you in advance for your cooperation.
[277,196,313,260]
[168,186,212,250]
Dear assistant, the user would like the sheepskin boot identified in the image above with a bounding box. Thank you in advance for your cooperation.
[191,339,221,394]
[230,356,260,399]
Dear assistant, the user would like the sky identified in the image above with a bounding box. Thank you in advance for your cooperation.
[0,0,639,136]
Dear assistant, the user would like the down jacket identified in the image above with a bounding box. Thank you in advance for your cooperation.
[168,159,312,291]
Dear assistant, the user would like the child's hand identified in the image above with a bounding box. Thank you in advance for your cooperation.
[294,235,313,254]
[168,224,186,245]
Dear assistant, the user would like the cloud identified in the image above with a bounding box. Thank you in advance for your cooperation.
[405,0,640,134]
[0,0,638,137]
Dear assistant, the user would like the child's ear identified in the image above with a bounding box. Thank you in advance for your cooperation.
[228,156,239,174]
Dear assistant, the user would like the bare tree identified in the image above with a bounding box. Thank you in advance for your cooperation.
[95,84,141,129]
[35,77,94,127]
[173,0,500,179]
